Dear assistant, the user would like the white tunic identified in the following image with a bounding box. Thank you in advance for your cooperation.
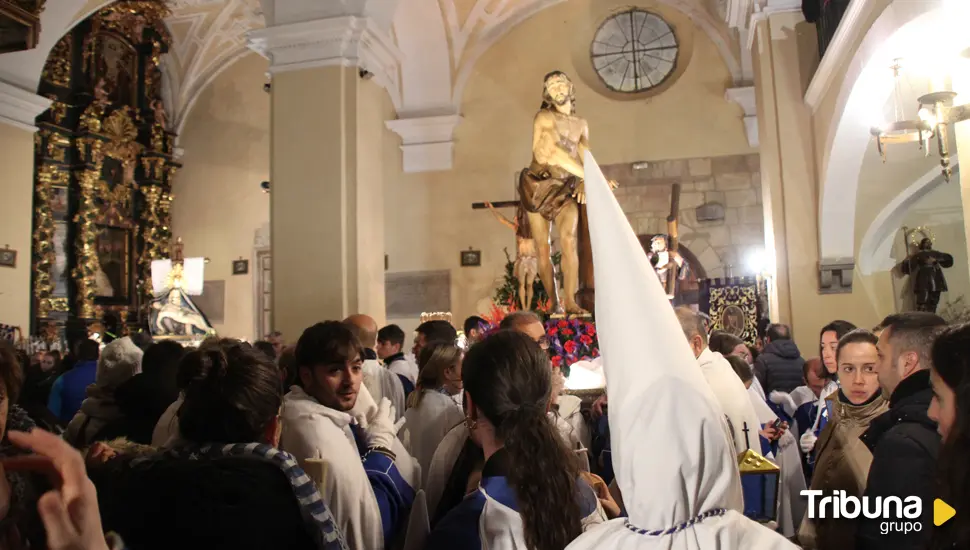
[747,387,807,537]
[361,359,406,420]
[401,390,464,487]
[566,151,796,550]
[697,348,765,454]
[386,356,418,386]
[280,385,420,550]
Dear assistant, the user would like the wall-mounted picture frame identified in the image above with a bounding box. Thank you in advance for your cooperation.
[460,249,481,267]
[0,246,15,268]
[232,259,249,275]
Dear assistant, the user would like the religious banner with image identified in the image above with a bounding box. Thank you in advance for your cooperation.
[699,276,768,346]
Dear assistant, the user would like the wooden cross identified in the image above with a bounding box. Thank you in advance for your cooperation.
[471,201,518,210]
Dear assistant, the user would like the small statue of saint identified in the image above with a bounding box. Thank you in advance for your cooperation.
[518,71,617,315]
[901,237,953,313]
[151,98,167,129]
[485,201,538,311]
[646,235,688,299]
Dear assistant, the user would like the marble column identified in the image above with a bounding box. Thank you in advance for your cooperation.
[0,80,51,333]
[249,14,400,338]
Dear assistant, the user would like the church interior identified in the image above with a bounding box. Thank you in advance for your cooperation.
[0,0,967,356]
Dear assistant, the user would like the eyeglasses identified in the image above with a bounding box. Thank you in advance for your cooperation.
[537,336,551,350]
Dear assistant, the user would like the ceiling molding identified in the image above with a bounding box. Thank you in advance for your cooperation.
[0,78,51,131]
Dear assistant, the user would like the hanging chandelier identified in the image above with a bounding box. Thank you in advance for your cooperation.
[873,50,970,182]
[870,60,934,163]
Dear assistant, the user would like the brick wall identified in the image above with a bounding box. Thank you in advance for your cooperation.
[601,154,764,279]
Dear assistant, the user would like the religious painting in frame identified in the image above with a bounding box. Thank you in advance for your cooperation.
[51,187,68,216]
[232,259,249,275]
[460,249,482,267]
[94,226,130,303]
[0,246,16,268]
[698,276,765,347]
[52,221,69,298]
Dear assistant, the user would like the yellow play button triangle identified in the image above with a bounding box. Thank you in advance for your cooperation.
[935,499,956,526]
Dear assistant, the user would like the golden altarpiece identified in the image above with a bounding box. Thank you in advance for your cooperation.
[31,1,178,340]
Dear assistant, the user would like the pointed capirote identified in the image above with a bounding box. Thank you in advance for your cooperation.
[568,150,796,549]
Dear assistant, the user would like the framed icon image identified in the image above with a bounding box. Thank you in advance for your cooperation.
[460,249,481,267]
[232,259,249,275]
[0,247,16,268]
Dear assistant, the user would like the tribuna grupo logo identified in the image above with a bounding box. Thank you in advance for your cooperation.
[801,490,923,535]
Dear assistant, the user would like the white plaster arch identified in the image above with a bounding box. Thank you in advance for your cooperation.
[816,2,966,263]
[447,0,743,109]
[0,0,113,91]
[393,0,453,114]
[173,45,252,136]
[858,162,958,275]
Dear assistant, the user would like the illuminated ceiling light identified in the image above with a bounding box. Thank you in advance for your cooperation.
[870,60,934,162]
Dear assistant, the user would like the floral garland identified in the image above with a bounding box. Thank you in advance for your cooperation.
[546,318,599,376]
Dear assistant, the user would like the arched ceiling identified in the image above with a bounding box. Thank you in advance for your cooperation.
[163,0,263,135]
[0,0,742,147]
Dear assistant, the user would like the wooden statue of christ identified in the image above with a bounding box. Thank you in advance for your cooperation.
[518,71,617,315]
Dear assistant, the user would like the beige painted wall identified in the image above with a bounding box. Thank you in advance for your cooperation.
[385,0,753,326]
[0,123,36,334]
[171,53,269,341]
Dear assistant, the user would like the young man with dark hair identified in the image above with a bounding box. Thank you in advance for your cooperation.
[462,316,488,345]
[857,312,946,550]
[753,323,805,394]
[412,320,457,359]
[377,324,416,397]
[282,321,418,550]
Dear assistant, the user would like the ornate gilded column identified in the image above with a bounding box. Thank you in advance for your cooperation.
[139,183,163,301]
[73,138,105,320]
[31,163,68,318]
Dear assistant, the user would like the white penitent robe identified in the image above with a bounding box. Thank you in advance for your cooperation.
[566,151,796,550]
[552,394,591,451]
[362,359,405,420]
[697,348,765,454]
[402,390,465,486]
[424,423,470,522]
[748,387,808,537]
[281,384,420,550]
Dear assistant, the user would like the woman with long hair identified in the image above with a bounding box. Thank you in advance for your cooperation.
[798,329,887,550]
[425,331,604,550]
[402,341,465,479]
[928,323,970,550]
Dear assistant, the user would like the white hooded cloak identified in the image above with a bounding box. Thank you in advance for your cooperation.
[281,383,420,550]
[564,152,797,550]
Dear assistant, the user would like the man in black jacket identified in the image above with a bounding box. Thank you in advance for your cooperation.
[753,323,805,394]
[857,312,946,550]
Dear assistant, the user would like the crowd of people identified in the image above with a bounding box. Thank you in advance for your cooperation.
[0,171,968,550]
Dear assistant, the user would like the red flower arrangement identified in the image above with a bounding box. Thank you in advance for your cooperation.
[545,318,600,377]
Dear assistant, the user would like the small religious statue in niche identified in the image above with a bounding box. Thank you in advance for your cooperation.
[647,235,689,299]
[901,233,954,313]
[518,71,617,315]
[93,78,110,106]
[151,98,167,129]
[485,201,538,310]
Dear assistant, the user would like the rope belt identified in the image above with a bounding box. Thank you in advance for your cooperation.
[624,508,727,536]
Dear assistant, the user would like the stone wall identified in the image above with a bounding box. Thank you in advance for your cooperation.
[601,154,764,279]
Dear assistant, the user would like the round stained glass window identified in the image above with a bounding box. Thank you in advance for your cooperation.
[591,9,679,93]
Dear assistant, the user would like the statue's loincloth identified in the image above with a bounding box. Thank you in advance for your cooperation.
[518,161,581,222]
